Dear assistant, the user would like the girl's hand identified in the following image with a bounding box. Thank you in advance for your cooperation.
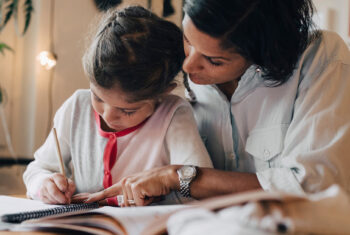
[84,165,180,207]
[71,192,91,203]
[39,173,75,205]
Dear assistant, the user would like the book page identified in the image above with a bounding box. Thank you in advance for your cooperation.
[94,205,188,235]
[17,205,188,235]
[20,213,118,235]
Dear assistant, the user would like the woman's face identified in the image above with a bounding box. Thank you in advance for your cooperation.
[182,15,251,85]
[90,82,157,132]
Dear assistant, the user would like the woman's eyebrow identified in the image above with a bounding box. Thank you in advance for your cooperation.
[183,34,231,61]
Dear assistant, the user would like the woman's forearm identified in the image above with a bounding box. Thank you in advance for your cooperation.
[170,167,263,199]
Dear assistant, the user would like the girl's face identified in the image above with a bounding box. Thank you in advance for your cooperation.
[182,15,251,85]
[90,82,157,132]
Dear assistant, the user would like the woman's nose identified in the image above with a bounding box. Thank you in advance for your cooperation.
[182,49,203,74]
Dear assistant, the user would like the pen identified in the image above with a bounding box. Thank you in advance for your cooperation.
[52,127,66,177]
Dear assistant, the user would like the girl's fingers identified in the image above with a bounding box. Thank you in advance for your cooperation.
[47,178,68,204]
[41,193,53,204]
[41,186,58,204]
[65,179,76,203]
[71,193,90,203]
[51,173,68,193]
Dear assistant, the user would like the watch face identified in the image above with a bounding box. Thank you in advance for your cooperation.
[180,166,196,180]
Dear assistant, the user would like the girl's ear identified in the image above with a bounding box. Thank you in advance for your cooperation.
[164,83,177,94]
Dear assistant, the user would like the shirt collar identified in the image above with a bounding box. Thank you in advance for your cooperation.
[210,64,265,104]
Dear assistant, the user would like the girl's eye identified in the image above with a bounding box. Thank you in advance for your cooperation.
[121,110,136,116]
[93,94,103,102]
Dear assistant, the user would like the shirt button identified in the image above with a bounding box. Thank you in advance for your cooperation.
[263,149,270,158]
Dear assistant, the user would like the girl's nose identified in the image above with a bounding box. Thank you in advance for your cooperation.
[102,106,118,124]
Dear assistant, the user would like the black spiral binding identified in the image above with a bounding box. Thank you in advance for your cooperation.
[1,202,99,223]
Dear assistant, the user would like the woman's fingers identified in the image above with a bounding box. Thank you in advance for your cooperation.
[85,183,122,203]
[121,177,136,207]
[86,165,177,206]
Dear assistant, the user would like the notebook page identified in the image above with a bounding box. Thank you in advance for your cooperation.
[0,195,58,216]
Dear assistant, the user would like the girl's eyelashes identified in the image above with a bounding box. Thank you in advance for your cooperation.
[121,110,136,116]
[93,94,103,102]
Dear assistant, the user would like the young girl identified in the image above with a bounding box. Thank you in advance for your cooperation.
[23,6,212,206]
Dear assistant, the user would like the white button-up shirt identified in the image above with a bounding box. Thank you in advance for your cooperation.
[188,31,350,195]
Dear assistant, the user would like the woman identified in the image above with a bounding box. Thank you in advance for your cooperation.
[83,0,350,206]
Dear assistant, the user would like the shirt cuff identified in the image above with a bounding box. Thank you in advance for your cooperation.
[256,168,305,195]
[106,196,119,206]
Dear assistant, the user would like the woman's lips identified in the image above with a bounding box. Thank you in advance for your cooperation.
[189,73,201,82]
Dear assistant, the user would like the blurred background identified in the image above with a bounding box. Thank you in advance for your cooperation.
[0,0,348,195]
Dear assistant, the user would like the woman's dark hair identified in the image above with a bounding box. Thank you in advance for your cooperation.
[184,0,319,85]
[83,6,185,102]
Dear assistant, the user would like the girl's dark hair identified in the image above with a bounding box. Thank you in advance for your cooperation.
[184,0,319,86]
[83,6,185,101]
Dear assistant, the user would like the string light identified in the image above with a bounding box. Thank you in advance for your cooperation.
[37,51,57,70]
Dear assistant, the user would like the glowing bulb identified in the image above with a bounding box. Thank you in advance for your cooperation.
[37,51,57,70]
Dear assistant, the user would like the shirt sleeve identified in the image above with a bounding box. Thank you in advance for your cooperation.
[23,93,75,199]
[257,59,350,195]
[165,104,213,168]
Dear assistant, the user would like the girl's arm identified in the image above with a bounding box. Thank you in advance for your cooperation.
[165,103,213,168]
[23,92,76,203]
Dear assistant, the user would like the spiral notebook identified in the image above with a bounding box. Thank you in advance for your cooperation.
[0,195,187,235]
[1,202,99,223]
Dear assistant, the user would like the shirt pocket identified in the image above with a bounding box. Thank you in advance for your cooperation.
[245,124,289,162]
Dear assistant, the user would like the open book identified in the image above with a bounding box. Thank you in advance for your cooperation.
[0,195,187,235]
[143,185,350,235]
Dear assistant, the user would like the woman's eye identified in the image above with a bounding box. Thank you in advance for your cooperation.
[205,56,223,66]
[183,35,190,44]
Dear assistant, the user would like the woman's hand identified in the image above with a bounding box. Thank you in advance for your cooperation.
[71,193,108,205]
[84,165,180,207]
[39,173,75,204]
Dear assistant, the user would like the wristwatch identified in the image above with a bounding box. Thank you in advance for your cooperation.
[177,165,198,198]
